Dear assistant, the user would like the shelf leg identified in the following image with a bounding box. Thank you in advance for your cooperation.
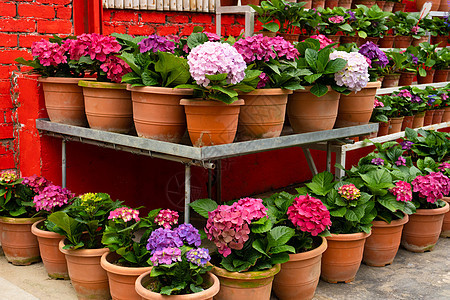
[244,12,254,37]
[62,139,66,188]
[335,147,346,181]
[216,160,222,203]
[326,142,331,172]
[302,148,318,176]
[216,13,221,37]
[184,163,191,223]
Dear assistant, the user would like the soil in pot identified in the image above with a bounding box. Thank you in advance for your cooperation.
[211,264,280,300]
[417,69,435,84]
[31,219,68,279]
[401,202,449,252]
[401,115,414,131]
[382,74,400,88]
[287,86,340,133]
[0,216,43,265]
[363,215,409,267]
[378,120,390,137]
[273,237,327,300]
[412,112,425,128]
[388,116,404,134]
[423,110,434,126]
[398,72,416,86]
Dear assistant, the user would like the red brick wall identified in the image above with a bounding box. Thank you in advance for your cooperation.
[0,0,73,173]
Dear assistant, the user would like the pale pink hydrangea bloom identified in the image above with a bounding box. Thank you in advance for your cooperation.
[338,184,361,200]
[155,209,179,229]
[108,207,140,222]
[287,194,331,236]
[329,51,370,92]
[389,181,412,202]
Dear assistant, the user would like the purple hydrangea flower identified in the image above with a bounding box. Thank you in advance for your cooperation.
[371,158,385,166]
[175,224,201,247]
[358,42,389,68]
[150,247,182,266]
[395,156,406,166]
[186,248,211,267]
[146,228,183,254]
[138,35,175,53]
[400,140,414,150]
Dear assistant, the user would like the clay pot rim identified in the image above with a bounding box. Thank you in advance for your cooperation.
[239,88,293,96]
[135,271,220,299]
[58,239,109,257]
[415,111,426,117]
[400,71,416,75]
[78,80,127,89]
[390,116,404,121]
[31,219,64,239]
[364,81,382,89]
[383,73,401,79]
[0,216,44,224]
[372,213,409,227]
[288,236,327,261]
[293,85,337,93]
[326,231,371,241]
[415,201,449,215]
[38,77,94,84]
[180,99,245,106]
[394,35,413,39]
[127,84,193,95]
[211,263,281,280]
[100,251,152,276]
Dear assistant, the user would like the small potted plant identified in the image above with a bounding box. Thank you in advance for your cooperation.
[405,43,438,84]
[352,5,392,46]
[398,52,419,86]
[379,50,407,87]
[387,11,426,48]
[404,128,450,162]
[48,192,122,299]
[433,47,450,83]
[190,197,297,300]
[371,97,391,136]
[317,7,354,44]
[423,16,449,47]
[134,220,220,299]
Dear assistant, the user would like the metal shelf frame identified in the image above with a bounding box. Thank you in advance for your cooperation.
[36,119,378,221]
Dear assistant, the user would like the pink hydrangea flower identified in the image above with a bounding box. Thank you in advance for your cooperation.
[204,32,221,42]
[187,42,246,87]
[155,209,179,229]
[22,175,51,194]
[389,181,412,202]
[338,184,361,200]
[31,39,68,67]
[66,33,121,62]
[310,34,334,50]
[257,72,269,89]
[287,194,331,236]
[329,51,370,92]
[412,172,450,203]
[108,207,140,222]
[395,156,406,166]
[100,56,131,83]
[329,16,344,24]
[0,170,18,183]
[33,184,74,212]
[397,89,412,98]
[374,98,385,108]
[438,162,450,172]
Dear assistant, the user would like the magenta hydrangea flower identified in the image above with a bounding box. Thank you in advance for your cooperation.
[186,248,211,267]
[438,162,450,172]
[371,158,385,166]
[150,247,182,266]
[310,34,334,50]
[205,197,267,257]
[146,227,183,254]
[138,34,176,53]
[257,72,270,89]
[33,184,74,212]
[338,184,361,200]
[287,194,331,236]
[187,42,246,87]
[395,156,406,166]
[389,181,412,202]
[330,51,369,92]
[0,170,18,183]
[412,172,450,203]
[31,39,68,67]
[204,32,221,42]
[175,223,201,247]
[22,175,51,194]
[67,33,121,62]
[100,55,131,83]
[154,209,179,229]
[329,16,344,23]
[108,207,140,222]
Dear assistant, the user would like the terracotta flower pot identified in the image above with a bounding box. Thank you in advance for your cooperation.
[412,112,425,128]
[377,120,390,137]
[383,1,394,11]
[287,86,340,133]
[31,219,68,279]
[220,0,238,5]
[401,202,449,252]
[128,85,192,143]
[237,88,291,141]
[211,264,280,300]
[340,35,358,44]
[388,116,404,134]
[382,74,400,88]
[430,35,448,47]
[135,271,220,300]
[448,69,450,81]
[273,237,327,300]
[101,252,152,300]
[358,37,379,47]
[434,69,449,83]
[255,31,277,37]
[442,107,450,123]
[59,239,110,300]
[423,110,435,126]
[321,231,371,283]
[79,80,133,134]
[325,0,339,8]
[334,81,381,128]
[352,0,376,8]
[432,108,445,124]
[375,0,385,9]
[327,35,341,44]
[277,33,300,43]
[298,35,311,42]
[394,36,412,48]
[398,71,416,86]
[38,77,89,126]
[417,69,435,84]
[441,197,450,238]
[338,0,352,9]
[378,36,395,48]
[241,0,261,4]
[401,115,414,131]
[363,215,409,267]
[416,0,440,11]
[411,36,429,47]
[180,99,244,147]
[393,2,406,11]
[312,0,325,8]
[303,0,313,9]
[0,216,43,265]
[439,0,450,11]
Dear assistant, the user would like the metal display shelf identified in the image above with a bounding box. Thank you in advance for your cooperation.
[376,81,450,95]
[305,122,450,180]
[36,118,378,221]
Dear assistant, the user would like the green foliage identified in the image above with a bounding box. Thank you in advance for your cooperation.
[404,128,450,162]
[0,177,37,218]
[352,5,392,38]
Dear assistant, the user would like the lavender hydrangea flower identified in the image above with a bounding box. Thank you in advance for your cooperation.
[138,35,175,53]
[358,42,389,68]
[371,158,384,166]
[329,51,369,92]
[146,228,183,254]
[175,224,201,247]
[186,248,211,267]
[400,140,414,150]
[150,247,182,266]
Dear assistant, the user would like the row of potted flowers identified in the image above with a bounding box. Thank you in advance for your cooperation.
[1,126,449,299]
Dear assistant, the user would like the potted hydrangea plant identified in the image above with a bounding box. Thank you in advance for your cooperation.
[134,219,220,299]
[190,197,297,300]
[266,192,331,300]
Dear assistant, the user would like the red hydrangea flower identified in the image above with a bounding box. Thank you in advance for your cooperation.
[287,195,331,236]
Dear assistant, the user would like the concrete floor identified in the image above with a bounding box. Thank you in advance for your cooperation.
[0,237,448,300]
